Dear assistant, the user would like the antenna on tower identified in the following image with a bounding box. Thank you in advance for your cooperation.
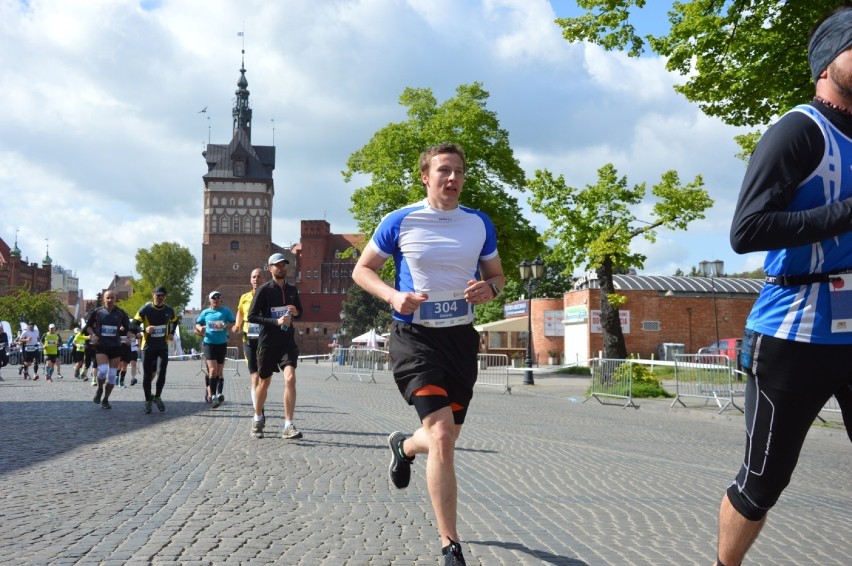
[207,116,211,144]
[271,118,275,145]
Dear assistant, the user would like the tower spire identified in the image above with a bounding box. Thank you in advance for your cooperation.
[233,31,252,140]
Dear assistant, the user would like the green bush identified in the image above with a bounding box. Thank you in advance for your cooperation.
[555,365,591,375]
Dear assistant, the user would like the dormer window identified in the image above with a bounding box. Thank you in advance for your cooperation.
[234,158,246,177]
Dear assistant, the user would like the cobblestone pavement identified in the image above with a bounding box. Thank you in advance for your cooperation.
[0,360,848,565]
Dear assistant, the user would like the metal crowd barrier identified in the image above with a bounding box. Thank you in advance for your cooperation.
[195,346,242,377]
[671,354,743,414]
[476,353,511,394]
[585,358,639,409]
[327,347,389,383]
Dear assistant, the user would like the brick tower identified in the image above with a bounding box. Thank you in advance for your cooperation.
[200,51,277,318]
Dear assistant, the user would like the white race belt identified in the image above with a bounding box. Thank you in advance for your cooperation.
[412,289,473,328]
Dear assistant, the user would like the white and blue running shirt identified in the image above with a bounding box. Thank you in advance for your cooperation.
[746,105,852,344]
[369,199,499,324]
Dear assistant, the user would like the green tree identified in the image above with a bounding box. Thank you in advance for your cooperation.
[528,164,712,359]
[343,82,543,278]
[557,1,838,157]
[123,242,198,315]
[0,288,68,332]
[473,279,523,325]
[341,284,393,341]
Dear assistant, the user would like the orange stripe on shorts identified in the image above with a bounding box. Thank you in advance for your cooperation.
[413,384,447,397]
[412,385,464,412]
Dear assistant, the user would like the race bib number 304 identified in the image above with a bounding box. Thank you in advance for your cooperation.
[412,289,473,328]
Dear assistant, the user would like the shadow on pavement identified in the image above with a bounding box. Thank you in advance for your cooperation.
[471,540,589,565]
[0,399,209,476]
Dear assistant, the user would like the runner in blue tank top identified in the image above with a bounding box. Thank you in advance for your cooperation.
[717,7,852,565]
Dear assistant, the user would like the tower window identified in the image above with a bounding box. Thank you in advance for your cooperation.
[230,241,239,250]
[234,159,246,177]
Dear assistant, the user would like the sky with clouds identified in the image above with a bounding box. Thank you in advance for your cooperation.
[0,0,763,309]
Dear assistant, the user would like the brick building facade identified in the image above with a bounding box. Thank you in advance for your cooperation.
[0,235,52,296]
[561,273,763,363]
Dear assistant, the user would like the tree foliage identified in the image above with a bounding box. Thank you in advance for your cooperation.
[341,284,394,342]
[121,242,198,316]
[528,163,712,358]
[557,1,836,128]
[0,288,68,333]
[343,83,543,278]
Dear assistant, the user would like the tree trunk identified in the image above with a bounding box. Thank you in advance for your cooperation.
[597,259,627,360]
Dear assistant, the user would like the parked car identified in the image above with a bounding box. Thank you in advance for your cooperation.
[697,337,742,368]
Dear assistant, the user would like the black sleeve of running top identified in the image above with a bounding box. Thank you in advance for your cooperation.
[247,284,279,327]
[730,109,852,254]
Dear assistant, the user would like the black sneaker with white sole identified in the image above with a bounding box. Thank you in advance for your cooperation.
[441,540,467,566]
[387,431,415,489]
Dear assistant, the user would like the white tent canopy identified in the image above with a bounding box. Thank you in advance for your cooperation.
[474,316,528,333]
[350,329,387,348]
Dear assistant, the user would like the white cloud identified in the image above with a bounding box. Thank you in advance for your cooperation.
[0,0,755,307]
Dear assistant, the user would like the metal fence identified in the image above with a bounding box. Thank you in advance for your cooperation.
[585,358,639,409]
[195,346,242,377]
[671,354,743,414]
[476,353,510,394]
[327,347,389,383]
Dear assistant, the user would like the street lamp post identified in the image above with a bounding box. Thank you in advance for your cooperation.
[339,311,346,348]
[314,325,321,364]
[699,260,723,348]
[519,256,545,385]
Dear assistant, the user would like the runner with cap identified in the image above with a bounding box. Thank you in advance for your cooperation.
[195,289,236,409]
[133,286,181,414]
[70,327,88,379]
[40,323,62,382]
[248,253,304,439]
[17,322,40,380]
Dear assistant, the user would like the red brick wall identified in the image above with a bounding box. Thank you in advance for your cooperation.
[563,288,756,359]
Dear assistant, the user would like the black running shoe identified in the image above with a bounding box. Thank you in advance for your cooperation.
[211,395,222,409]
[101,399,111,410]
[154,397,165,413]
[442,540,467,566]
[93,389,102,404]
[130,377,137,386]
[144,400,153,414]
[387,431,414,489]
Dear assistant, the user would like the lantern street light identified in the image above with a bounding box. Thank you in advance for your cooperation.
[314,325,321,363]
[699,259,724,349]
[518,256,545,385]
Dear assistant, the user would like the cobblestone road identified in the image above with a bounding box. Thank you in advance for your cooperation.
[0,360,848,565]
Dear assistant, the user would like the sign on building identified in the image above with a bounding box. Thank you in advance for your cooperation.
[590,310,630,334]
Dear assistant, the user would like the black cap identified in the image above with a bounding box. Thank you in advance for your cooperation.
[153,286,167,295]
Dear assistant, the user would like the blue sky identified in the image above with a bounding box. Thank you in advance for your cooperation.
[0,0,758,308]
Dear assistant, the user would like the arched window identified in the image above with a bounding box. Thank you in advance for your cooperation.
[244,217,251,233]
[254,217,260,234]
[211,196,218,206]
[238,197,244,206]
[229,198,236,206]
[211,216,218,233]
[221,216,230,233]
[230,241,240,250]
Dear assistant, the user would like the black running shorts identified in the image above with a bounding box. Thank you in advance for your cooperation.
[726,330,852,521]
[388,321,479,422]
[256,342,299,379]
